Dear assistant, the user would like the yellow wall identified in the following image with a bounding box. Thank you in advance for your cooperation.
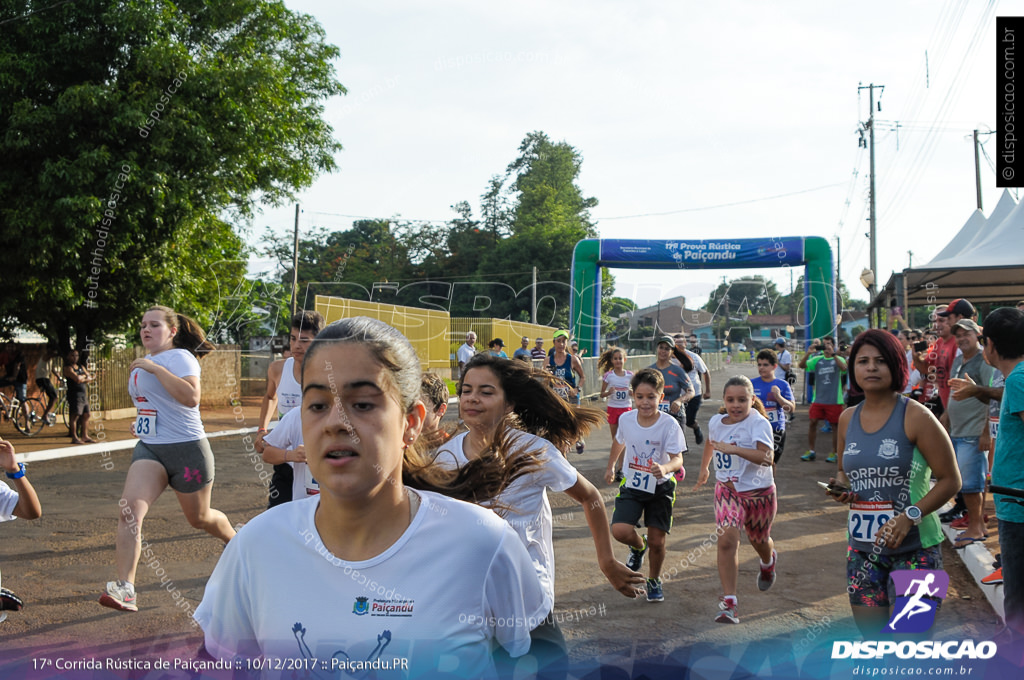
[314,296,559,378]
[314,296,452,373]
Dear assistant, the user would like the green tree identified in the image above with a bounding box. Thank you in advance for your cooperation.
[703,276,785,318]
[0,0,344,350]
[476,131,599,321]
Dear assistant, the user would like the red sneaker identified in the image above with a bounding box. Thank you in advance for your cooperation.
[981,567,1003,586]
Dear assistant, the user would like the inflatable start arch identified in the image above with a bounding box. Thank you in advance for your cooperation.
[570,237,836,354]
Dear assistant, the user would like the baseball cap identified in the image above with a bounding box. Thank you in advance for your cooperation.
[936,298,975,318]
[490,338,504,347]
[657,335,676,347]
[952,319,982,334]
[774,337,787,345]
[553,329,570,340]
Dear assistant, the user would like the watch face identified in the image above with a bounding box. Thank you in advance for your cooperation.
[906,506,922,520]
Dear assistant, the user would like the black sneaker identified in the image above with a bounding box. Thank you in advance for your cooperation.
[626,535,648,572]
[694,426,704,445]
[939,508,965,523]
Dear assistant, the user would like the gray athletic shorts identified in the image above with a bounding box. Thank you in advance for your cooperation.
[131,438,215,493]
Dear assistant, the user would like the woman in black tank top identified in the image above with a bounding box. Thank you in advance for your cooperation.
[829,330,960,637]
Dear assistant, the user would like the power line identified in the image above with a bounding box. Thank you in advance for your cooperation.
[0,0,78,26]
[595,182,846,220]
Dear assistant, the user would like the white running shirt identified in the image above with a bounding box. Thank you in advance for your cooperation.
[195,492,549,679]
[707,412,775,492]
[433,430,578,605]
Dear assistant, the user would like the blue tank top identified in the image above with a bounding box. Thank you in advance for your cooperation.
[548,353,575,388]
[842,396,942,554]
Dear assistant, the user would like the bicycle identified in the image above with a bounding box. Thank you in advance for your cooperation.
[0,390,46,436]
[53,382,70,431]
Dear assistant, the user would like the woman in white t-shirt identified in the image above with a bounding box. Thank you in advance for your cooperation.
[695,375,777,625]
[598,347,633,483]
[195,317,549,679]
[436,353,645,673]
[100,306,235,613]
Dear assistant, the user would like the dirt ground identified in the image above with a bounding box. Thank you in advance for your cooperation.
[0,361,1018,679]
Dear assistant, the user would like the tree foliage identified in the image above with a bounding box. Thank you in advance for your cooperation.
[0,0,344,350]
[266,131,601,327]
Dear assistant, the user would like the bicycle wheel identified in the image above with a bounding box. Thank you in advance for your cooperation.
[58,396,70,431]
[0,394,10,431]
[14,398,46,436]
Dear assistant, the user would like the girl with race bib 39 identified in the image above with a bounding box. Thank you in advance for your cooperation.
[100,306,235,612]
[829,329,960,637]
[695,375,777,625]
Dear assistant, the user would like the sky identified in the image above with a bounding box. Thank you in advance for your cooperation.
[253,0,1016,312]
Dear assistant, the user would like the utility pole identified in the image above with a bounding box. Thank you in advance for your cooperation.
[291,203,300,317]
[836,236,841,306]
[974,129,984,211]
[859,82,884,326]
[531,266,537,324]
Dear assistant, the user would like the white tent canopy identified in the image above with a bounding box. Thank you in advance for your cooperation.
[873,190,1024,308]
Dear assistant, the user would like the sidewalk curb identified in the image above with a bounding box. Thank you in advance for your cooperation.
[16,424,272,464]
[942,517,1003,624]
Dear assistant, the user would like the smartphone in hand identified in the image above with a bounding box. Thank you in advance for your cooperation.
[817,481,850,497]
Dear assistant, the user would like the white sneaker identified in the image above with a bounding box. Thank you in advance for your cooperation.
[46,414,56,426]
[99,581,137,612]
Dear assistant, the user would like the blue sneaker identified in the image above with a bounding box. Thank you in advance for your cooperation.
[626,535,647,572]
[646,578,664,602]
[800,450,816,462]
[825,452,837,464]
[821,422,832,433]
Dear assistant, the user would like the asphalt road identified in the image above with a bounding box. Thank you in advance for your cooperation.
[0,361,1017,679]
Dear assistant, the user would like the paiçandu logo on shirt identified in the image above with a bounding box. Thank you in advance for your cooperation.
[353,596,370,616]
[370,599,416,617]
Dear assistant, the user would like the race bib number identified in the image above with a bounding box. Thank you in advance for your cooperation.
[625,465,656,494]
[134,409,157,437]
[554,386,571,401]
[766,408,779,423]
[713,450,732,470]
[848,501,894,543]
[614,389,629,402]
[989,416,999,440]
[658,401,670,413]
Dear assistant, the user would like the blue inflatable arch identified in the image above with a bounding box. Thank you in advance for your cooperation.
[570,237,836,355]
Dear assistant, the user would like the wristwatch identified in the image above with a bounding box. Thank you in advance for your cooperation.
[5,462,26,480]
[904,505,923,525]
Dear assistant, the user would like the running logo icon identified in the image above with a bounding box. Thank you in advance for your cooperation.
[884,570,948,633]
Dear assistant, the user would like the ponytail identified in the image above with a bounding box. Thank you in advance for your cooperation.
[145,306,215,358]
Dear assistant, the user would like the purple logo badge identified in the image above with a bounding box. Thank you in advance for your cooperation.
[884,570,949,634]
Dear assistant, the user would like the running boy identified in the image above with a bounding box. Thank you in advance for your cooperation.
[695,376,778,624]
[751,349,795,463]
[608,368,685,602]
